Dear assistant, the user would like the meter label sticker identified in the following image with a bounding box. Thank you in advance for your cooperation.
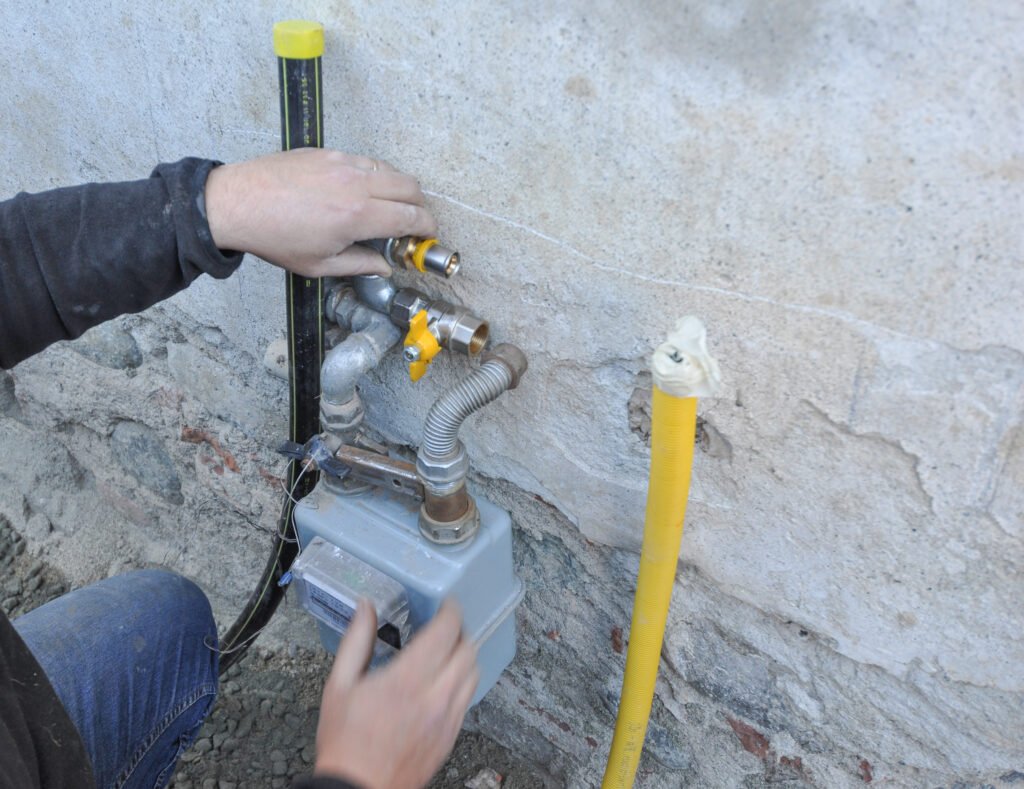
[308,583,354,631]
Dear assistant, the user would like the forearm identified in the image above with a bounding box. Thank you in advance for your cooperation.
[0,148,440,371]
[0,158,242,369]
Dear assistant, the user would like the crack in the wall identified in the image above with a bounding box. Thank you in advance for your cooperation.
[847,344,868,425]
[133,24,162,163]
[800,398,936,516]
[845,339,1024,542]
[545,431,647,495]
[976,378,1024,515]
[423,190,1009,353]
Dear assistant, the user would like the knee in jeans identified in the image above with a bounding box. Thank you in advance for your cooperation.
[122,569,216,636]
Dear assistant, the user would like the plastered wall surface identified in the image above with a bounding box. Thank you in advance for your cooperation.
[1,2,1021,787]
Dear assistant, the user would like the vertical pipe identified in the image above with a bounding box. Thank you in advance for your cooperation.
[277,20,325,503]
[602,391,697,787]
[218,21,325,669]
[602,316,719,787]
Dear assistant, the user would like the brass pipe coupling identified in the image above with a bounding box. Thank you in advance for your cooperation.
[359,236,460,279]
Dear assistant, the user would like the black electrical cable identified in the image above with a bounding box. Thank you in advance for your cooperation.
[219,26,324,673]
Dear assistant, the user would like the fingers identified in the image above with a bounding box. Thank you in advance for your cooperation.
[327,600,378,690]
[321,245,393,277]
[401,600,465,677]
[352,156,395,173]
[433,634,479,716]
[326,151,397,173]
[428,635,478,748]
[354,199,438,241]
[446,659,480,734]
[365,170,427,205]
[249,147,440,277]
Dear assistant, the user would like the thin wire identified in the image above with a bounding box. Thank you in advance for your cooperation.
[205,618,274,656]
[275,461,311,544]
[281,460,311,507]
[218,460,300,654]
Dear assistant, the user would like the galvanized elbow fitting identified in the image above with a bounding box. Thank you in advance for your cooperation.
[391,289,489,358]
[417,344,527,544]
[351,275,397,315]
[321,286,403,436]
[359,236,460,279]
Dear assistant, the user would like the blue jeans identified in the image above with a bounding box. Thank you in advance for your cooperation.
[14,569,219,789]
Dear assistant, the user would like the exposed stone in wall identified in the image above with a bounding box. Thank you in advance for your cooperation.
[111,421,185,504]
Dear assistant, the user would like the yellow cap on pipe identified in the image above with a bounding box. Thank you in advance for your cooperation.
[273,20,324,59]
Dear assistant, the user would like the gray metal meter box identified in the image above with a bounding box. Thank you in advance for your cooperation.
[293,484,523,706]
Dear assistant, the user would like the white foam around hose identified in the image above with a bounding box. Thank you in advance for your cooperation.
[651,316,721,398]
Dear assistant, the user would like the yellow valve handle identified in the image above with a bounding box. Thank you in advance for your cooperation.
[404,310,441,382]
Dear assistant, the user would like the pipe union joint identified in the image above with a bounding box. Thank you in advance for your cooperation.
[390,288,431,328]
[319,394,364,436]
[416,446,470,497]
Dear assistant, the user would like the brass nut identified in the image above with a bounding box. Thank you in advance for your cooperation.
[419,496,480,544]
[390,288,429,328]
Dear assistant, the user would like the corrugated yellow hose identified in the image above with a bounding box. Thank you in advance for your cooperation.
[602,317,720,788]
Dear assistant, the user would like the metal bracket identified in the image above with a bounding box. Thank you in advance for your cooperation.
[334,445,425,501]
[279,436,424,500]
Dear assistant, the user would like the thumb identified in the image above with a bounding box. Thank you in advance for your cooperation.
[327,599,378,690]
[322,245,393,277]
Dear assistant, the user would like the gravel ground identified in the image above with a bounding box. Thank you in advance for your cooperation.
[0,515,69,617]
[0,515,557,789]
[169,646,558,788]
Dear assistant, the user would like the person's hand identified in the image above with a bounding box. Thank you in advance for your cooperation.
[204,148,437,278]
[313,599,479,789]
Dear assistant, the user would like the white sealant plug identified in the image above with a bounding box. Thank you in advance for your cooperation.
[651,316,721,398]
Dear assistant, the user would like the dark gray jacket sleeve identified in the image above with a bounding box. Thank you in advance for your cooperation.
[0,157,243,369]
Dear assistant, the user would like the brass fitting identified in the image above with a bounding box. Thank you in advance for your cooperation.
[419,492,479,545]
[360,237,460,279]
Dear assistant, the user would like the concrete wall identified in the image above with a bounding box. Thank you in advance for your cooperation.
[1,2,1021,786]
